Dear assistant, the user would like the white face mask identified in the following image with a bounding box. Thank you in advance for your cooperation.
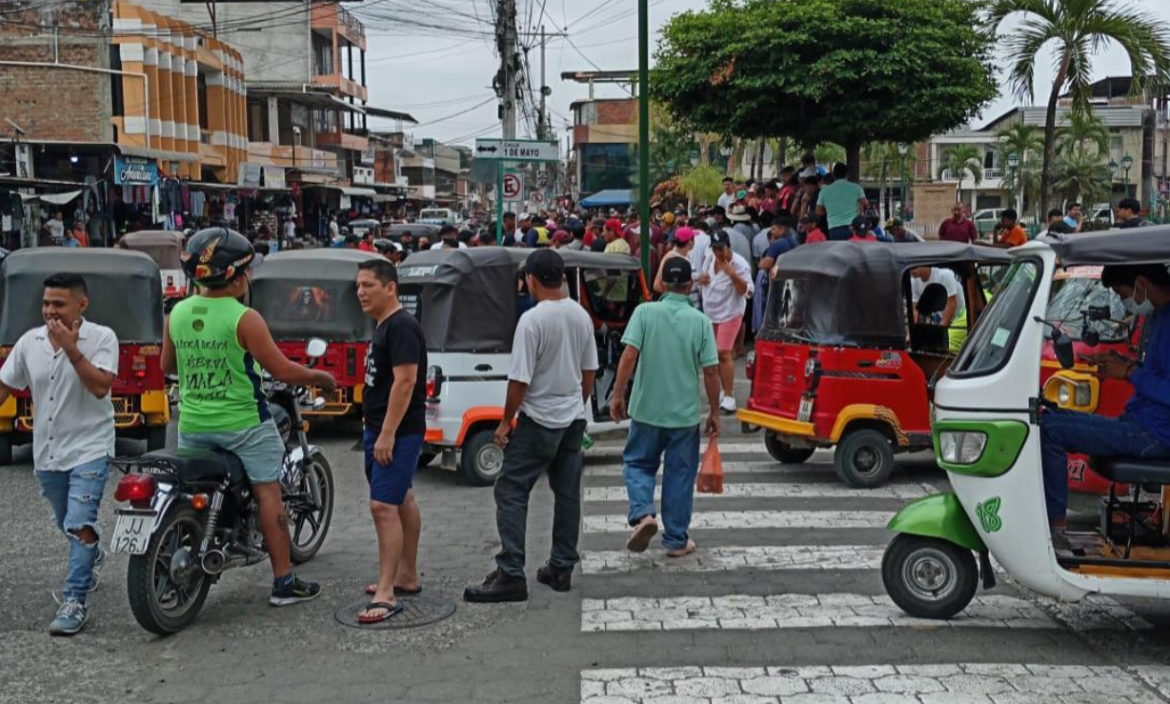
[1134,280,1156,317]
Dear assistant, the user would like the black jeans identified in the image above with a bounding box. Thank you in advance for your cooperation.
[494,415,587,579]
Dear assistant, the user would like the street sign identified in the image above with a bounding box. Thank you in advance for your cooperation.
[475,139,559,163]
[530,192,544,205]
[537,171,548,188]
[503,173,523,200]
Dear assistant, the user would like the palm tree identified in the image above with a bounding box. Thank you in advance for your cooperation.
[939,145,984,205]
[1053,149,1113,205]
[678,163,725,209]
[864,142,918,220]
[996,122,1044,214]
[987,0,1170,212]
[1056,108,1111,158]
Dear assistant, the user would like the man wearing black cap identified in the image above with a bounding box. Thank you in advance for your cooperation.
[465,249,599,602]
[611,257,720,557]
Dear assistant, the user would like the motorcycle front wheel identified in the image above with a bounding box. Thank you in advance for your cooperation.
[127,506,212,635]
[288,453,335,564]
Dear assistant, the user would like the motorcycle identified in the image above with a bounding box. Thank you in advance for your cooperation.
[109,338,335,635]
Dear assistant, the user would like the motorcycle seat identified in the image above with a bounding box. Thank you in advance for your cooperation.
[142,450,247,485]
[1093,456,1170,485]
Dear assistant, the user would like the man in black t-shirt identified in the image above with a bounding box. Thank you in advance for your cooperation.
[355,259,428,625]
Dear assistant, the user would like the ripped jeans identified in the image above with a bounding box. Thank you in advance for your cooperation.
[37,458,109,602]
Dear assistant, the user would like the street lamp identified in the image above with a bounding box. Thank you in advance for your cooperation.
[1006,152,1021,215]
[1121,154,1134,198]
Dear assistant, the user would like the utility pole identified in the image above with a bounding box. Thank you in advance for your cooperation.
[539,25,547,140]
[498,0,517,139]
[637,0,650,278]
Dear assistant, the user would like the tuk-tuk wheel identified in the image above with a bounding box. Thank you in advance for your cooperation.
[0,434,10,465]
[763,433,815,465]
[834,428,896,488]
[881,534,978,620]
[460,430,504,487]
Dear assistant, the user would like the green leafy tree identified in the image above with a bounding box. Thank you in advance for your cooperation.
[938,145,984,205]
[1056,108,1110,158]
[678,163,725,207]
[1053,149,1113,205]
[651,0,998,180]
[862,142,916,219]
[996,122,1045,215]
[987,0,1170,212]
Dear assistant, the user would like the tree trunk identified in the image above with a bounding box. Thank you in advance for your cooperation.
[1041,50,1073,214]
[756,139,767,181]
[880,157,889,220]
[846,142,861,182]
[777,138,787,175]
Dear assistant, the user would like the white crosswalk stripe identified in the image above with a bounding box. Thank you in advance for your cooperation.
[581,545,885,574]
[586,460,829,477]
[586,441,772,458]
[582,664,1163,703]
[583,481,934,502]
[584,510,894,533]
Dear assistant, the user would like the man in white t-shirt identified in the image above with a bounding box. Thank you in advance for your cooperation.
[910,267,965,327]
[465,249,598,603]
[699,230,754,413]
[717,177,736,211]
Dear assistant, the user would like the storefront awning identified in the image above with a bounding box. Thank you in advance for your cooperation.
[341,186,377,197]
[19,190,84,205]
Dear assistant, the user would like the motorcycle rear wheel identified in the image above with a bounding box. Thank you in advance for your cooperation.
[127,506,212,635]
[289,453,335,564]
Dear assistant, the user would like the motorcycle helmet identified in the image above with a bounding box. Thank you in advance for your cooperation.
[181,227,254,288]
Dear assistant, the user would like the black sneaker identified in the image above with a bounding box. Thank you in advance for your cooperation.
[463,569,528,603]
[269,575,322,607]
[536,563,572,593]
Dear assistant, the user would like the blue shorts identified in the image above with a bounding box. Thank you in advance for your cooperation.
[179,419,284,484]
[363,427,423,505]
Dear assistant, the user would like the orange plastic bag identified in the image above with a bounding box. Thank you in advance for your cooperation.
[697,438,724,494]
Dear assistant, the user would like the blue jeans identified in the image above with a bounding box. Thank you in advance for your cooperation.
[1041,408,1170,521]
[623,421,701,550]
[37,457,109,602]
[828,226,852,241]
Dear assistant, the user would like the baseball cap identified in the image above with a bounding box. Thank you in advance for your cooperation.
[605,217,623,233]
[661,257,692,285]
[851,215,871,233]
[710,229,731,249]
[662,212,676,226]
[673,226,695,244]
[519,213,532,221]
[727,204,751,222]
[523,248,565,286]
[886,217,904,228]
[551,229,572,245]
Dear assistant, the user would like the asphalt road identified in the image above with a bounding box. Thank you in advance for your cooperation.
[7,386,1170,704]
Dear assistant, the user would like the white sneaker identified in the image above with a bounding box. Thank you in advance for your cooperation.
[720,396,737,414]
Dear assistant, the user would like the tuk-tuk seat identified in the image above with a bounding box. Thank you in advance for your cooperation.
[910,324,950,353]
[142,450,247,485]
[1093,456,1170,485]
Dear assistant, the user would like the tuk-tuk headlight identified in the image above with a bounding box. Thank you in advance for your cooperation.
[939,431,987,465]
[1056,385,1071,406]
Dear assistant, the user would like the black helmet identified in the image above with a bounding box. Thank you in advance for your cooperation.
[181,227,254,287]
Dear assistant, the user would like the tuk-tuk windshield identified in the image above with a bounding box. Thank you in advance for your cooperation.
[250,280,370,341]
[1046,271,1128,343]
[949,260,1041,377]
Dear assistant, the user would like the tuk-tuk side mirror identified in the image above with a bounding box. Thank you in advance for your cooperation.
[306,338,328,359]
[1053,330,1075,370]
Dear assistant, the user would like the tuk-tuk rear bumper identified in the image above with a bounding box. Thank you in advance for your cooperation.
[736,409,822,442]
[0,390,169,432]
[304,385,361,417]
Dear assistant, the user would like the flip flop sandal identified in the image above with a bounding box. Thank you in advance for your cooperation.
[358,602,404,625]
[626,520,658,553]
[365,584,424,596]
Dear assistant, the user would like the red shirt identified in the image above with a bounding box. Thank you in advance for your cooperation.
[358,241,374,252]
[805,228,826,243]
[849,233,877,242]
[938,218,978,244]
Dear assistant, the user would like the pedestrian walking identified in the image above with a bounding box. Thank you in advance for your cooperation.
[356,259,427,624]
[817,163,869,241]
[938,203,979,244]
[699,230,753,414]
[0,274,118,635]
[611,257,721,558]
[464,249,598,602]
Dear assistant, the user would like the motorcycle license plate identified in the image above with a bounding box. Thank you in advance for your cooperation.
[797,396,814,423]
[111,510,158,555]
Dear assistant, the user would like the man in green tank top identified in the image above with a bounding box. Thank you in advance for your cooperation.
[163,228,337,607]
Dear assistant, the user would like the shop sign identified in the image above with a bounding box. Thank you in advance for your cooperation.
[114,155,159,186]
[237,162,262,187]
[263,166,286,189]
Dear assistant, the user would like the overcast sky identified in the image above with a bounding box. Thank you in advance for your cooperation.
[359,0,1170,149]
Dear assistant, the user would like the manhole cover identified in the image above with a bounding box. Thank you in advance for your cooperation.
[334,592,457,630]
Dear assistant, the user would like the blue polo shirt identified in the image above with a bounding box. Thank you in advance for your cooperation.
[1126,304,1170,447]
[621,294,719,428]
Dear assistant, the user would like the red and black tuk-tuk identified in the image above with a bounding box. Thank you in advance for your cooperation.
[249,249,381,418]
[119,230,187,312]
[1041,265,1143,495]
[0,249,168,463]
[738,241,1011,487]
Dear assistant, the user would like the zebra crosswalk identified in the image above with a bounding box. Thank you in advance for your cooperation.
[575,431,1156,703]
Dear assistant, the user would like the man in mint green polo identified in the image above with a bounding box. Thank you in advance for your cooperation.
[610,257,721,558]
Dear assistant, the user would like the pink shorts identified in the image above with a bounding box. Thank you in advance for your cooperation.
[713,319,742,351]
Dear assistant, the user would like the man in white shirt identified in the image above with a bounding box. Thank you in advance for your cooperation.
[46,211,66,244]
[717,177,736,211]
[465,249,598,603]
[910,267,965,327]
[700,230,754,413]
[0,273,118,636]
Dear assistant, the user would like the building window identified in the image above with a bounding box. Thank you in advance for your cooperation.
[580,143,633,193]
[197,73,209,131]
[109,46,124,117]
[313,33,333,77]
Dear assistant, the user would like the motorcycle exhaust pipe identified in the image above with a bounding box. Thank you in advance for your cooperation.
[201,549,227,575]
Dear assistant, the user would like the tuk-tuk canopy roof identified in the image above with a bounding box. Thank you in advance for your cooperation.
[763,241,1011,348]
[397,247,641,285]
[253,249,384,282]
[0,248,162,344]
[386,223,440,239]
[1044,225,1170,266]
[119,230,184,269]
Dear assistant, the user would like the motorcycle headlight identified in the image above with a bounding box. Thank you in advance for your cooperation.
[939,431,988,465]
[1057,384,1071,406]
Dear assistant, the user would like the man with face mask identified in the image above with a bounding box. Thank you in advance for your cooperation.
[0,273,118,635]
[1041,263,1170,548]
